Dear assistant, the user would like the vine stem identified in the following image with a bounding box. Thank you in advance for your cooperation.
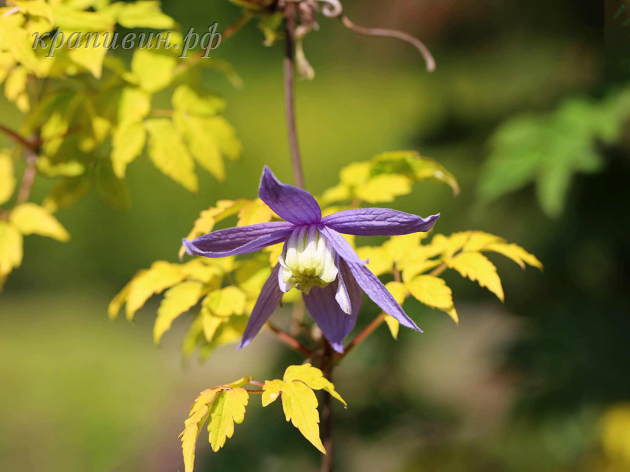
[283,2,305,189]
[320,340,335,472]
[17,151,38,205]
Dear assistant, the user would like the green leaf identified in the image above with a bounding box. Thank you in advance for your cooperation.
[131,49,176,93]
[97,161,131,210]
[111,120,146,178]
[0,150,15,205]
[207,387,249,452]
[10,203,70,242]
[145,118,198,192]
[154,281,205,345]
[44,175,93,212]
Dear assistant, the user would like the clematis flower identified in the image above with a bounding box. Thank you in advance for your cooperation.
[183,167,440,353]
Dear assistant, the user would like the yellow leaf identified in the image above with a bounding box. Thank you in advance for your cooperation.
[445,252,504,301]
[207,387,249,452]
[113,1,175,29]
[354,174,413,203]
[283,364,347,407]
[384,233,427,264]
[68,41,108,78]
[237,199,273,227]
[280,380,326,454]
[174,113,226,182]
[145,118,198,193]
[201,310,224,342]
[406,275,458,323]
[179,200,249,259]
[385,281,407,305]
[131,48,176,93]
[406,276,453,310]
[384,315,400,339]
[153,281,205,345]
[111,121,146,178]
[180,388,221,472]
[235,259,271,298]
[122,261,185,320]
[262,379,283,406]
[0,221,22,278]
[263,242,283,267]
[0,15,40,74]
[118,87,151,126]
[10,203,70,242]
[401,259,442,283]
[485,243,543,270]
[462,231,504,252]
[340,161,370,187]
[0,150,15,205]
[181,259,223,285]
[173,84,225,117]
[203,286,247,317]
[355,246,393,277]
[204,116,242,162]
[320,184,350,206]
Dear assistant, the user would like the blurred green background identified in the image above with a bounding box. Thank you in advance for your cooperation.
[2,0,629,471]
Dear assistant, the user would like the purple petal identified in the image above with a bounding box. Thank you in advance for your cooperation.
[184,222,293,258]
[303,260,362,353]
[346,262,422,332]
[335,255,351,314]
[238,264,284,349]
[319,225,366,265]
[259,166,322,225]
[322,208,440,236]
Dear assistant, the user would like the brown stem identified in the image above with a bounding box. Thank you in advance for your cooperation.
[244,389,264,394]
[429,263,447,277]
[340,14,436,73]
[0,124,35,150]
[16,151,38,205]
[320,340,335,472]
[265,321,314,357]
[283,2,305,189]
[336,312,386,363]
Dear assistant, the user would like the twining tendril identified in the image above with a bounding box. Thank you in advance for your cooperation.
[318,0,343,18]
[340,14,436,72]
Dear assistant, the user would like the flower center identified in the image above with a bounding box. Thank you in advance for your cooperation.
[278,225,338,294]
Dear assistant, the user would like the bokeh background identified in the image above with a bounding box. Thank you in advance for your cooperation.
[2,0,629,471]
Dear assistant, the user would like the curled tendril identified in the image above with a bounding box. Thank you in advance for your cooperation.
[318,0,343,18]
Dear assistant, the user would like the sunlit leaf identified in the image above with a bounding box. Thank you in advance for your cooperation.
[445,252,504,302]
[355,246,393,276]
[145,118,198,192]
[10,203,70,242]
[354,174,413,203]
[207,387,249,452]
[179,200,249,259]
[0,221,23,282]
[284,364,347,407]
[110,0,175,29]
[174,113,226,182]
[319,183,350,206]
[118,87,151,126]
[173,84,225,117]
[384,233,427,264]
[406,275,458,323]
[131,48,176,93]
[111,120,146,178]
[485,242,543,270]
[154,281,205,345]
[0,15,40,74]
[109,261,185,321]
[0,150,15,205]
[180,388,221,472]
[203,286,247,317]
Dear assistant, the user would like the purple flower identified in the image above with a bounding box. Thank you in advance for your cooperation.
[183,167,440,353]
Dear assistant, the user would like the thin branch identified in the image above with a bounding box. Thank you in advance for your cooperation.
[0,124,35,150]
[266,321,314,357]
[17,151,38,205]
[283,2,305,189]
[336,312,386,363]
[340,14,436,73]
[429,263,447,277]
[244,389,264,394]
[249,380,265,387]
